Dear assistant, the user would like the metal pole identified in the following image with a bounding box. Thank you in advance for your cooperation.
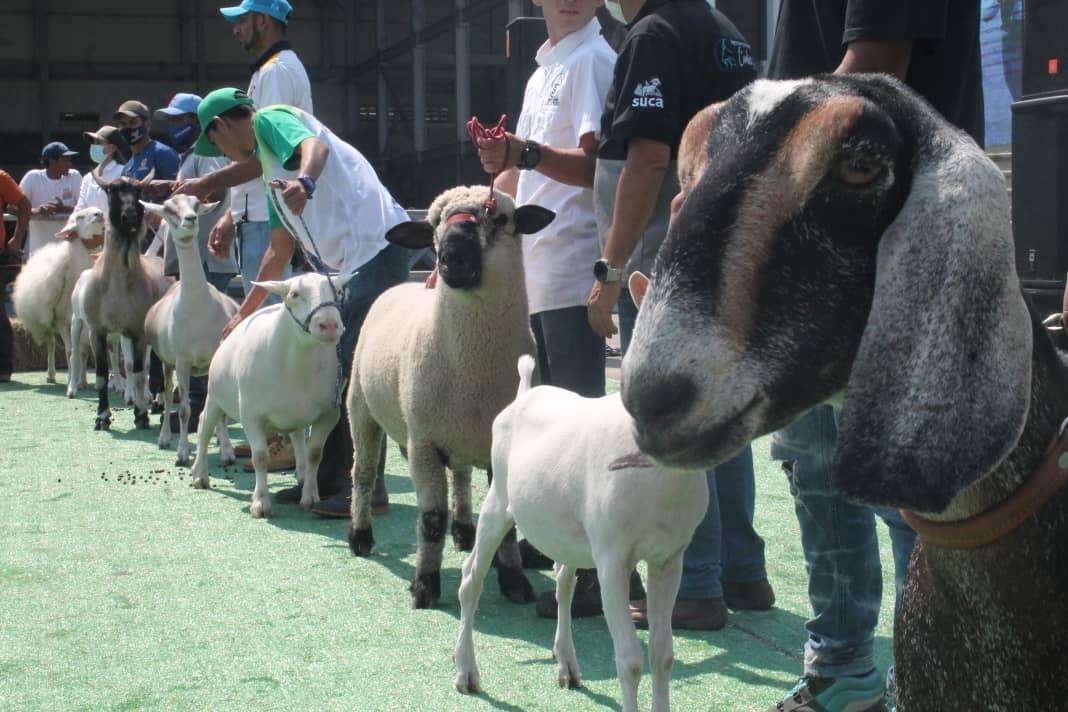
[765,0,781,61]
[412,0,427,157]
[33,0,51,144]
[377,0,389,159]
[455,0,470,145]
[195,0,208,94]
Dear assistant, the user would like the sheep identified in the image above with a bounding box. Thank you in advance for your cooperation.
[189,272,343,518]
[621,75,1068,710]
[346,186,554,609]
[142,195,239,465]
[80,171,171,430]
[454,333,707,712]
[12,207,104,385]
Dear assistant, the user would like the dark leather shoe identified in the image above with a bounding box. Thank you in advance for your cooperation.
[723,578,776,611]
[311,491,351,518]
[631,596,728,631]
[167,410,200,434]
[518,539,554,570]
[535,569,645,619]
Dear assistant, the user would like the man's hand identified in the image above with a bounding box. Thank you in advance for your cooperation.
[221,311,246,340]
[269,179,309,216]
[209,210,237,259]
[34,199,62,218]
[172,175,216,201]
[587,279,622,338]
[477,132,524,174]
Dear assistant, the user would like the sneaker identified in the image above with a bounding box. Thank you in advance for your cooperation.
[770,670,887,712]
[243,436,296,472]
[535,569,645,619]
[630,596,728,631]
[723,578,776,610]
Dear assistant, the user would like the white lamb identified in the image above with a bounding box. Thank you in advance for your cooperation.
[142,196,239,465]
[12,207,104,384]
[454,277,708,712]
[346,186,554,609]
[189,272,343,518]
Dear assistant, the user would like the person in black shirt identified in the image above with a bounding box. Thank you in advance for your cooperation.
[764,2,982,711]
[570,0,774,631]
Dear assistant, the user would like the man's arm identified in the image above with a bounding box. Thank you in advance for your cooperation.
[478,132,598,189]
[222,226,296,337]
[587,137,672,338]
[6,196,31,253]
[835,39,913,78]
[173,156,263,200]
[270,136,329,216]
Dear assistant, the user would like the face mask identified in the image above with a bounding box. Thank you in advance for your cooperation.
[168,122,198,151]
[89,144,106,163]
[604,0,628,24]
[121,125,148,145]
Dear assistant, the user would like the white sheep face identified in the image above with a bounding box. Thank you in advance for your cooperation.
[253,273,344,345]
[71,207,106,242]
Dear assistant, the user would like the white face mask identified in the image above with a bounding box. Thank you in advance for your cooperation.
[604,0,628,24]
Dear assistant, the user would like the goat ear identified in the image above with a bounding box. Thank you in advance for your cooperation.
[629,271,649,309]
[834,131,1033,514]
[250,280,290,298]
[140,200,164,217]
[385,221,435,250]
[197,201,221,215]
[513,205,555,235]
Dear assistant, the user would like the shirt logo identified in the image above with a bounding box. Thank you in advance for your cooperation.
[719,39,754,70]
[632,77,664,109]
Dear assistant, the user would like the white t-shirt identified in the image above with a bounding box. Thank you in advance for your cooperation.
[19,168,83,255]
[231,48,314,223]
[256,107,405,280]
[69,159,123,219]
[514,18,615,314]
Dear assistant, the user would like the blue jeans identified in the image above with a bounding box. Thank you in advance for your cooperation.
[317,242,413,490]
[184,270,237,413]
[238,220,289,306]
[772,405,917,678]
[530,306,605,398]
[618,289,767,598]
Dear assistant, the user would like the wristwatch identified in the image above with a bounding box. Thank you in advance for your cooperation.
[593,258,625,283]
[517,140,542,170]
[296,174,316,199]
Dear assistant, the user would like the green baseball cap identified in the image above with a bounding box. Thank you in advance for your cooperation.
[193,87,256,156]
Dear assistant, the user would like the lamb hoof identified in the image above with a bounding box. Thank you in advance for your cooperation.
[191,475,209,490]
[175,455,191,467]
[250,499,271,518]
[134,412,150,430]
[497,565,536,604]
[94,416,111,431]
[451,520,476,552]
[299,495,320,511]
[219,450,236,466]
[409,572,441,609]
[66,389,76,399]
[454,671,482,695]
[158,438,171,450]
[349,526,375,557]
[46,375,57,384]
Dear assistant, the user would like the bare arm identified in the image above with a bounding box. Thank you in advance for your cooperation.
[477,132,598,189]
[223,226,296,337]
[835,39,913,79]
[269,137,330,216]
[6,196,31,253]
[173,155,263,200]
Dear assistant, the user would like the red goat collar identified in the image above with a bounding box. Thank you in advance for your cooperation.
[901,420,1068,549]
[446,212,481,226]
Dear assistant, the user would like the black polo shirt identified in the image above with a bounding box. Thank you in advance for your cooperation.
[597,0,757,160]
[767,0,984,144]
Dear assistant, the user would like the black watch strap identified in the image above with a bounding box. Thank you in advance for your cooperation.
[518,140,542,170]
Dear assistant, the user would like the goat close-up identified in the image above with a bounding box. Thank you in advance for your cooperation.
[621,75,1068,711]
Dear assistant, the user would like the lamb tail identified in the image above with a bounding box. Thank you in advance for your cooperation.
[516,354,536,397]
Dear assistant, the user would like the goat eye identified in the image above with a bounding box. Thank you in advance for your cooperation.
[836,157,883,186]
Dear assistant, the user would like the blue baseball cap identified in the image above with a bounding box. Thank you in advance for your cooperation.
[41,141,78,162]
[219,0,292,24]
[154,93,203,120]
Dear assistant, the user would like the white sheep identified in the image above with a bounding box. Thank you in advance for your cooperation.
[346,186,554,609]
[12,207,104,384]
[142,196,239,465]
[189,272,343,518]
[454,284,707,712]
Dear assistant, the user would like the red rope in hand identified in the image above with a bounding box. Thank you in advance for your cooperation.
[467,114,508,214]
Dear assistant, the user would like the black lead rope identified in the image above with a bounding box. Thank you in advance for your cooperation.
[268,184,347,409]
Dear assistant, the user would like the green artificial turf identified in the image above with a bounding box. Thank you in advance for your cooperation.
[0,373,895,711]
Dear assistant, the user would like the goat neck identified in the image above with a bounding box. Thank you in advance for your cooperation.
[99,223,148,276]
[172,230,212,306]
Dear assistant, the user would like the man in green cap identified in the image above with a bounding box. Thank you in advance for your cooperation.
[194,87,409,515]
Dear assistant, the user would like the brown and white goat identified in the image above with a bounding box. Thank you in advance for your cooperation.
[621,75,1068,710]
[81,171,170,430]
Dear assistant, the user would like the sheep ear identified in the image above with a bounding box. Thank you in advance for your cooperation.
[629,271,649,309]
[833,131,1033,513]
[385,221,435,250]
[251,280,290,298]
[140,200,164,217]
[513,205,555,235]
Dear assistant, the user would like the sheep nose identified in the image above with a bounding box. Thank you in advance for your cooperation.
[622,371,697,436]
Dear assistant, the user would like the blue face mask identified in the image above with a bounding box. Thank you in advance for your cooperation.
[89,144,106,163]
[168,122,198,151]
